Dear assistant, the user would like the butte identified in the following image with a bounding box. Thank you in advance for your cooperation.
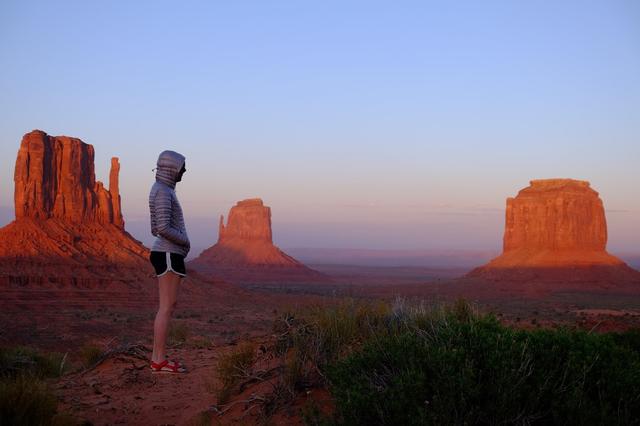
[468,178,640,285]
[189,198,328,285]
[0,130,150,287]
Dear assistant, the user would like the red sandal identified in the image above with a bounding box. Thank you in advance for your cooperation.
[150,359,187,373]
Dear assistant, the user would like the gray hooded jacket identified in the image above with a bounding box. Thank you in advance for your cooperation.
[149,150,190,257]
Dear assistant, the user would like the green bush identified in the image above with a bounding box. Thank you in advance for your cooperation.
[327,314,640,425]
[611,328,640,352]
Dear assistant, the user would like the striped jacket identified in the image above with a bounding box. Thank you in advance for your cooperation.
[149,150,190,257]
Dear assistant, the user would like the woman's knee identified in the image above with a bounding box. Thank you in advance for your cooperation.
[158,301,177,317]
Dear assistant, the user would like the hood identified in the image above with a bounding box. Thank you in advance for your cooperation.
[155,150,185,189]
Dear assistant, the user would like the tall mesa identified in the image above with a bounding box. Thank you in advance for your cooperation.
[468,178,639,283]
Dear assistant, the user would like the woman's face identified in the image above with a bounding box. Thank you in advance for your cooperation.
[176,163,186,182]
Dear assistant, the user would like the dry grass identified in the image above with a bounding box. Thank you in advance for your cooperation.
[185,409,214,426]
[0,374,58,425]
[190,336,214,350]
[0,345,76,425]
[211,298,484,423]
[168,321,191,346]
[212,342,256,404]
[0,346,69,378]
[79,344,104,368]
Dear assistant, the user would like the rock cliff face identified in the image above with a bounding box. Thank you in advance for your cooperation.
[503,179,606,253]
[189,199,327,283]
[218,199,273,244]
[1,130,148,285]
[469,179,639,283]
[14,130,124,227]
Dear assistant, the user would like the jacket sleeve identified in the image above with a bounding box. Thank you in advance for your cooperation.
[151,188,189,247]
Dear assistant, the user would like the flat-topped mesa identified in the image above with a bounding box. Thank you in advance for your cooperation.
[218,198,273,244]
[503,178,607,253]
[467,178,640,283]
[14,130,124,228]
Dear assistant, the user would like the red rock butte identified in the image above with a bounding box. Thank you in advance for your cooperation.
[189,199,327,283]
[0,130,149,285]
[15,130,124,226]
[468,178,640,283]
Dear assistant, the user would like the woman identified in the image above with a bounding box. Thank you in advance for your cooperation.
[148,150,190,373]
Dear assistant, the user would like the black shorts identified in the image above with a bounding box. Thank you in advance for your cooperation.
[149,251,186,277]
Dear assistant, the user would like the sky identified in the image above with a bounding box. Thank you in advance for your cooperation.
[1,0,638,257]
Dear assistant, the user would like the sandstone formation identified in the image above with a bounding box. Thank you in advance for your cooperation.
[189,199,328,284]
[218,199,274,247]
[110,157,124,228]
[468,179,640,283]
[0,130,148,286]
[14,130,124,227]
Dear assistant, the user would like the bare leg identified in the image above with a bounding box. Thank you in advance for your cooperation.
[152,271,181,363]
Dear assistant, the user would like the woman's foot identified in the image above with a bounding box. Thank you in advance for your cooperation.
[150,359,187,373]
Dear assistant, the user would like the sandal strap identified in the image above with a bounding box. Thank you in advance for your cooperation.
[167,360,182,371]
[151,359,168,368]
[150,358,185,372]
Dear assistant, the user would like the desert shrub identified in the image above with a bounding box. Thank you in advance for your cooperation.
[264,299,640,424]
[283,347,305,392]
[611,328,640,353]
[0,346,74,425]
[0,346,68,379]
[275,300,391,366]
[301,398,333,426]
[327,313,640,425]
[269,299,395,401]
[168,321,191,346]
[213,342,256,404]
[0,374,57,425]
[310,300,389,361]
[79,344,104,368]
[447,297,477,322]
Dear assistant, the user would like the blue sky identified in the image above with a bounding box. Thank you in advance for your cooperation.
[1,1,638,255]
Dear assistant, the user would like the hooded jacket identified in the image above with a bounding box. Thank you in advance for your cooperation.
[149,150,190,257]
